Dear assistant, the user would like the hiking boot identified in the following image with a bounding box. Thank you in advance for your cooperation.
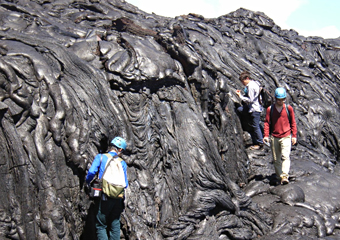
[281,176,289,185]
[248,145,261,150]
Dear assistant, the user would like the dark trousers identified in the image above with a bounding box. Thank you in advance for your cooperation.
[237,105,263,145]
[249,111,263,145]
[96,196,123,240]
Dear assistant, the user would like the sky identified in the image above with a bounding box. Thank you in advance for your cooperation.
[126,0,340,39]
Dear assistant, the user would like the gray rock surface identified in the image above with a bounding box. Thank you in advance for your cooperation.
[0,0,339,239]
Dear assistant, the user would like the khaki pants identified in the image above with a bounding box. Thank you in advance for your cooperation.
[270,136,291,179]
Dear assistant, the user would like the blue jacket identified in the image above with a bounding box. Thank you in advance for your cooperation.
[86,151,128,188]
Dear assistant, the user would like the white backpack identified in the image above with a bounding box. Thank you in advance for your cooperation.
[101,154,126,198]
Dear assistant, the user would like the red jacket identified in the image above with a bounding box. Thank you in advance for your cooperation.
[264,104,297,138]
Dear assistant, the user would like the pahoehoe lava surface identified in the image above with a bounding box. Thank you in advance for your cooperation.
[0,0,339,239]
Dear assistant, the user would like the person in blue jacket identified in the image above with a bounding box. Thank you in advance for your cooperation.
[86,137,128,240]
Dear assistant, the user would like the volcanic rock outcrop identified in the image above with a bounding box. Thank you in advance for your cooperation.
[0,0,339,239]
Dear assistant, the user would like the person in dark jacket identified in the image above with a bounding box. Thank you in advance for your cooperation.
[86,137,128,240]
[263,88,297,185]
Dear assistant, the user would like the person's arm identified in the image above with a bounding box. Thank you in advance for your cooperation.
[240,82,258,105]
[289,106,297,144]
[121,160,129,188]
[85,154,102,184]
[263,106,271,143]
[239,88,251,104]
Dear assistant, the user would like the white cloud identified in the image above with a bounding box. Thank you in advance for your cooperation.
[295,25,340,39]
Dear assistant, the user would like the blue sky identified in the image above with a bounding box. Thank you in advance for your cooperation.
[126,0,340,39]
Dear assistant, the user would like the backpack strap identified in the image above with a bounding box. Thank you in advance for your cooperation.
[258,87,263,105]
[101,154,120,180]
[285,104,291,125]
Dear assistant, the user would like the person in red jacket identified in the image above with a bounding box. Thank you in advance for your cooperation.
[263,88,297,185]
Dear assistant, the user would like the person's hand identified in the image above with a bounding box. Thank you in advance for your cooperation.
[292,137,297,145]
[236,90,241,97]
[263,137,270,145]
